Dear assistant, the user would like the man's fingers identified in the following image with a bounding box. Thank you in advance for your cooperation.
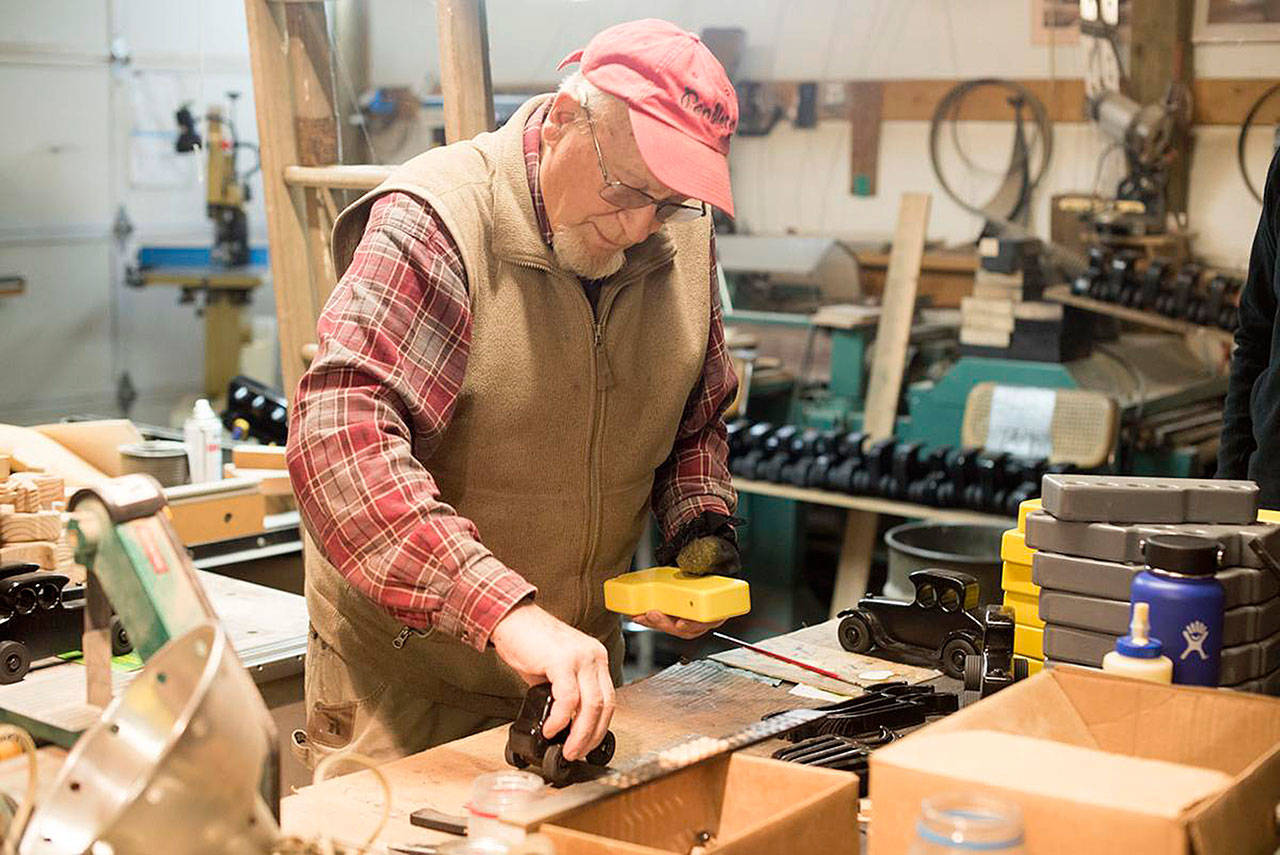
[542,669,578,741]
[635,611,724,639]
[563,667,603,761]
[591,663,616,753]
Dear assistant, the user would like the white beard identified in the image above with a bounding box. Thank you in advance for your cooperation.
[553,225,626,279]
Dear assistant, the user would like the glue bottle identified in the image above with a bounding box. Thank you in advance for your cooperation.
[1102,602,1173,684]
[183,398,224,483]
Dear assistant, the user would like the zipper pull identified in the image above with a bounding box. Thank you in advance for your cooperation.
[594,323,614,389]
[392,626,412,649]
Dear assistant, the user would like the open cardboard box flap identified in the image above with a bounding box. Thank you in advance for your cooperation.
[537,753,858,855]
[871,666,1280,855]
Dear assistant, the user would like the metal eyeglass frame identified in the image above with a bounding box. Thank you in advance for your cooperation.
[580,101,706,223]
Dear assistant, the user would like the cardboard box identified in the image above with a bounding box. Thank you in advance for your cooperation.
[870,666,1280,854]
[537,753,858,855]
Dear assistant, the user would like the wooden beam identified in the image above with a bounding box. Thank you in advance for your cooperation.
[862,193,932,442]
[1192,78,1280,126]
[244,0,341,398]
[284,163,391,190]
[1130,0,1195,214]
[245,0,317,398]
[497,76,1277,124]
[435,0,494,142]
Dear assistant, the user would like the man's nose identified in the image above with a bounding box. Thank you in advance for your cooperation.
[614,205,660,244]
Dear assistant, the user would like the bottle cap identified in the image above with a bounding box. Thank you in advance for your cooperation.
[193,398,218,420]
[1114,602,1165,659]
[1142,534,1220,576]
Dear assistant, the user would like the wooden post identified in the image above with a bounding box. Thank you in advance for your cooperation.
[829,193,932,618]
[436,0,495,142]
[244,0,340,398]
[1129,0,1194,216]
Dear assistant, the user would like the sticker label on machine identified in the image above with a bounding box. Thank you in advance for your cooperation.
[986,385,1056,459]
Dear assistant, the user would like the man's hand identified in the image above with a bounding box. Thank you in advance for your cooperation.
[629,610,725,640]
[490,603,615,761]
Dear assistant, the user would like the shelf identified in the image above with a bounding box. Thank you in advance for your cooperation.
[733,478,1013,525]
[1043,285,1234,345]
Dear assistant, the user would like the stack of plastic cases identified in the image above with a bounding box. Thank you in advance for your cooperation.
[1023,475,1280,694]
[1000,498,1046,675]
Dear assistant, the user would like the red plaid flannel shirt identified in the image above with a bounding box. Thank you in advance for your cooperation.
[288,104,738,650]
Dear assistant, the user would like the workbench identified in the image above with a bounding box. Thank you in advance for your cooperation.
[280,620,937,851]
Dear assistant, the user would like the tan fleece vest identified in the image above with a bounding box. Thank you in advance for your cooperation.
[305,94,711,717]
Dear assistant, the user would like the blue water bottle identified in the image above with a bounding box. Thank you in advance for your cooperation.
[1131,534,1225,687]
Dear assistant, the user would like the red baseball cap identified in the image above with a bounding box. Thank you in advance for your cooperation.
[558,19,738,218]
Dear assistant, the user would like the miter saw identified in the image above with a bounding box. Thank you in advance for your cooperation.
[10,475,282,854]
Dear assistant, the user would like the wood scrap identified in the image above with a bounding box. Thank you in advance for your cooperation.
[232,444,288,470]
[12,474,64,509]
[0,424,107,489]
[1,510,61,543]
[12,484,39,514]
[32,419,143,478]
[223,465,292,497]
[0,542,56,570]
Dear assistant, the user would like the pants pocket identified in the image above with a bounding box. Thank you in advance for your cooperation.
[302,629,389,764]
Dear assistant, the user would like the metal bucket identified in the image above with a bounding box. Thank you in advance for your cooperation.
[118,440,190,487]
[883,521,1006,605]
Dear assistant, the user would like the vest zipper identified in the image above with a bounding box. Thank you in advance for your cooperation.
[578,285,623,625]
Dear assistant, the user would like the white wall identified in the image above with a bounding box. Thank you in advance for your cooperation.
[367,0,1280,268]
[0,0,268,426]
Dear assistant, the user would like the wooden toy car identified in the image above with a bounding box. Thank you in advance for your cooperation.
[836,568,984,678]
[504,682,616,786]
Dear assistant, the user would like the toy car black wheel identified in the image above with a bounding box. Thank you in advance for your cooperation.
[837,612,874,654]
[110,616,132,658]
[941,637,978,680]
[542,743,570,785]
[1013,657,1029,681]
[963,654,984,692]
[585,730,616,767]
[504,742,527,769]
[0,641,30,685]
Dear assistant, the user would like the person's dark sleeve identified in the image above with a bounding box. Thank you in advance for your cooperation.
[1219,148,1280,479]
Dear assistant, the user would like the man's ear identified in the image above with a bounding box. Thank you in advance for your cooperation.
[542,91,583,145]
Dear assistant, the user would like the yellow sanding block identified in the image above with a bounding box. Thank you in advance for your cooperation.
[603,566,751,622]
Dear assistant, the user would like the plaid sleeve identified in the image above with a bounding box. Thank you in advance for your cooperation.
[650,229,740,540]
[287,192,535,651]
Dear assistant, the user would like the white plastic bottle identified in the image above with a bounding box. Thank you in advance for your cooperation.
[183,398,224,483]
[1102,602,1173,684]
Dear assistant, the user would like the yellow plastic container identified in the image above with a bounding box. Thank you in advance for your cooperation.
[603,567,751,622]
[1260,508,1280,524]
[1001,560,1035,594]
[1016,498,1042,532]
[1002,588,1044,629]
[1000,529,1034,567]
[1013,622,1044,659]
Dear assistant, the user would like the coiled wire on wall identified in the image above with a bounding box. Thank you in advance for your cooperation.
[927,78,1055,224]
[1238,81,1280,205]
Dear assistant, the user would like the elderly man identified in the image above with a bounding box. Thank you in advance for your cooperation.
[286,19,741,766]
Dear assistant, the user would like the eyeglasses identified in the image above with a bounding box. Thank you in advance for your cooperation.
[580,102,706,224]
